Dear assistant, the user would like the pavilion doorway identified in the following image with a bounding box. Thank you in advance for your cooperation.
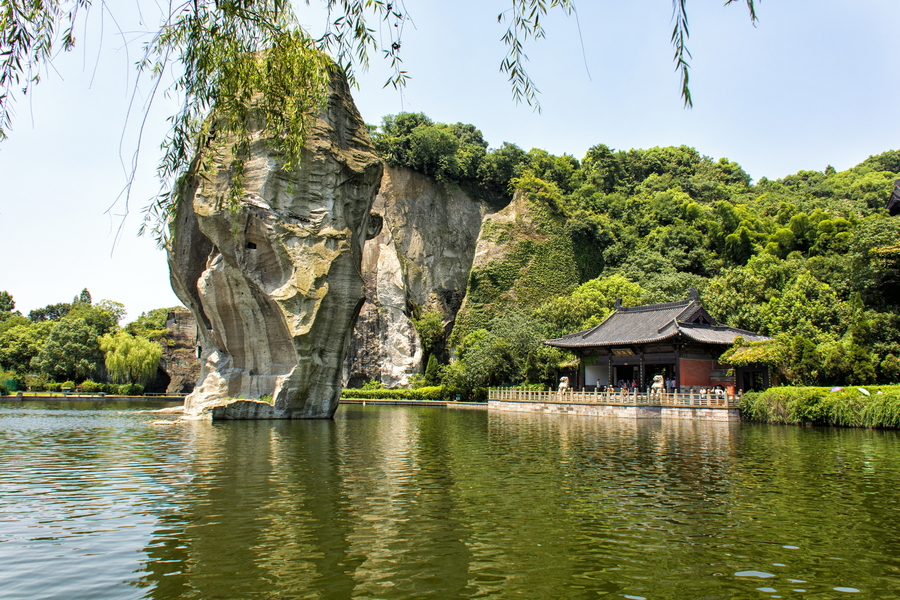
[614,366,637,389]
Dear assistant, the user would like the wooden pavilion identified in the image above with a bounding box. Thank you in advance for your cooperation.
[544,289,772,393]
[888,179,900,216]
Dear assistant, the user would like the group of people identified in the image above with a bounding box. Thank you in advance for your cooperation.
[698,385,727,398]
[612,377,677,392]
[615,379,639,391]
[604,378,728,396]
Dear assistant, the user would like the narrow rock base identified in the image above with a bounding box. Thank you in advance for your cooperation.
[207,400,290,420]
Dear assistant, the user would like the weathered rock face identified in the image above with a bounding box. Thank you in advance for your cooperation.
[162,308,200,394]
[168,71,383,419]
[344,167,488,387]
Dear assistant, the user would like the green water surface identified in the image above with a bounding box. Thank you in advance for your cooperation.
[0,402,897,599]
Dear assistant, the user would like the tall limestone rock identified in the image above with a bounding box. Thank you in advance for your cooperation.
[345,167,488,387]
[168,70,383,419]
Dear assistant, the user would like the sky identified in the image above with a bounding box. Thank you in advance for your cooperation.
[1,0,898,322]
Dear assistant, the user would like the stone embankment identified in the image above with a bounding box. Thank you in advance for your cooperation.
[489,388,741,421]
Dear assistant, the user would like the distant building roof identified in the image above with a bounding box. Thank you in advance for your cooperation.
[544,291,771,350]
[888,179,900,217]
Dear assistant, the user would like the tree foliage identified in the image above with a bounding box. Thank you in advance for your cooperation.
[0,0,89,140]
[411,309,444,358]
[0,317,56,375]
[99,331,163,385]
[0,290,14,313]
[30,317,103,382]
[0,287,174,389]
[533,274,643,338]
[441,311,571,400]
[29,301,71,322]
[372,113,530,203]
[126,307,178,342]
[1,0,763,139]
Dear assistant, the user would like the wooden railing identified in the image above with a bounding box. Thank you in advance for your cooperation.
[489,387,740,409]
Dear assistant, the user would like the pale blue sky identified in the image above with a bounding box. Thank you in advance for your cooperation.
[1,0,897,320]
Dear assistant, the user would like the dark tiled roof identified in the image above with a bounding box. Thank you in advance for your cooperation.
[888,179,900,216]
[677,323,770,344]
[544,299,770,349]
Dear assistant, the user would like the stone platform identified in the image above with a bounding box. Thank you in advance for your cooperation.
[488,388,741,421]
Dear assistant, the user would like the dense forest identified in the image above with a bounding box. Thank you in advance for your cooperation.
[0,289,176,394]
[371,113,900,399]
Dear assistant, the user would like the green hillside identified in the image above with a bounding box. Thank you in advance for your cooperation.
[372,114,900,399]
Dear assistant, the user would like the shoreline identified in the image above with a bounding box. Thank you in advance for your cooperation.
[339,398,487,409]
[0,395,486,409]
[0,394,185,402]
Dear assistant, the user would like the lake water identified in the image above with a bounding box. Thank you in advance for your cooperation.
[1,401,899,599]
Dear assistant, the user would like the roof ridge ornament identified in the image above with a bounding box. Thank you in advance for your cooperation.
[688,287,700,302]
[614,298,622,310]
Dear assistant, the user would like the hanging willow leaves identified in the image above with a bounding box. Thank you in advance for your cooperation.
[1,0,761,241]
[498,0,575,110]
[0,0,90,141]
[672,0,758,108]
[137,0,415,245]
[139,11,335,243]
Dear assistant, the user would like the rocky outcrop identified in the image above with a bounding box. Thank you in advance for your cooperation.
[345,167,488,387]
[168,69,383,419]
[162,308,200,394]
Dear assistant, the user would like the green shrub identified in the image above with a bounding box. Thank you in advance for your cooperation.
[741,387,826,424]
[119,383,144,396]
[362,379,383,390]
[407,374,427,389]
[46,382,63,392]
[503,383,546,391]
[742,385,900,428]
[820,391,866,427]
[424,354,440,386]
[340,386,448,401]
[341,388,398,400]
[444,386,488,402]
[80,380,102,393]
[0,368,15,380]
[415,386,445,400]
[24,373,50,391]
[861,392,900,428]
[0,369,18,394]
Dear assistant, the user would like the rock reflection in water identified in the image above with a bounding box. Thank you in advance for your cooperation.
[137,409,478,599]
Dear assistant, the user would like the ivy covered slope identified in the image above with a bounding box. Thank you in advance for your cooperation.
[370,113,900,399]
